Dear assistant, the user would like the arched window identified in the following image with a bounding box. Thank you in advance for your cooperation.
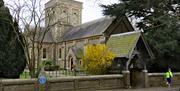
[59,48,62,59]
[42,48,47,59]
[79,60,82,65]
[70,57,74,70]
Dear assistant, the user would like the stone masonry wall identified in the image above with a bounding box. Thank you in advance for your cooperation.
[148,72,180,87]
[1,72,180,91]
[0,75,124,91]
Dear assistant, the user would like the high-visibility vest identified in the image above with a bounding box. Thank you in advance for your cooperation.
[165,71,173,78]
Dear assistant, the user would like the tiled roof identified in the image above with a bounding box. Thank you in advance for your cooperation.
[26,27,54,43]
[39,30,54,42]
[71,47,83,59]
[71,41,84,58]
[61,16,115,41]
[106,31,141,58]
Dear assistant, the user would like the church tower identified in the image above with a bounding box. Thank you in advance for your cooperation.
[45,0,82,41]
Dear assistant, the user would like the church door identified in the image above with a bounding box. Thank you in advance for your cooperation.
[70,57,74,70]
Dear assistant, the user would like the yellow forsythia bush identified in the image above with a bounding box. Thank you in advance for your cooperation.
[82,44,115,75]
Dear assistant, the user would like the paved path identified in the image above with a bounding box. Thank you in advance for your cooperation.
[96,87,180,91]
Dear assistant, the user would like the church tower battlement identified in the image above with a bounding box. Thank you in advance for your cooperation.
[45,0,82,41]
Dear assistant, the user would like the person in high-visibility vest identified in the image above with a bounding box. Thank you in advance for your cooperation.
[165,68,173,87]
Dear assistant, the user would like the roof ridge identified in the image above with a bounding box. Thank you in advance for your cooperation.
[111,31,141,37]
[61,16,115,41]
[74,16,114,28]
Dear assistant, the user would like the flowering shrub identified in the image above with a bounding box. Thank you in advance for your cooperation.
[82,44,115,75]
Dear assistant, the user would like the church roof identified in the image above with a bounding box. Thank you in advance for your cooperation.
[35,29,54,43]
[71,47,83,59]
[71,41,84,59]
[26,27,54,43]
[41,30,54,42]
[61,16,115,41]
[69,31,154,59]
[106,31,141,58]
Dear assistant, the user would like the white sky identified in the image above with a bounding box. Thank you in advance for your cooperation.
[4,0,119,23]
[77,0,119,23]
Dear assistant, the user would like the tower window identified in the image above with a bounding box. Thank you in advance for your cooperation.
[79,60,82,65]
[63,10,66,13]
[42,48,47,59]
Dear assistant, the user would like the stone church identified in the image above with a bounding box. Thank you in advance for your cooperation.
[39,0,154,70]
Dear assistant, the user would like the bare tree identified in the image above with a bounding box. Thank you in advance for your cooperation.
[4,0,57,78]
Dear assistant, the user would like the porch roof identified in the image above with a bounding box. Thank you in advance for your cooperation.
[106,31,141,58]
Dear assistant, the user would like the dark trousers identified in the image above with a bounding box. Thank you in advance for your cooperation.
[167,78,172,84]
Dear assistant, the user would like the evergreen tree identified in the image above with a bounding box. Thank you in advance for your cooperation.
[101,0,180,71]
[0,0,26,78]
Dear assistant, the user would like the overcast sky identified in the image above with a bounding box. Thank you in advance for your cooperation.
[77,0,119,23]
[4,0,119,23]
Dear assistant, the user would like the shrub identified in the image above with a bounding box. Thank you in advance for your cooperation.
[43,59,59,71]
[82,44,115,75]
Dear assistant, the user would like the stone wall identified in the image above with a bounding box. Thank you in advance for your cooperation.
[148,73,165,87]
[1,72,180,91]
[148,72,180,87]
[0,79,37,91]
[0,75,124,91]
[172,73,180,86]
